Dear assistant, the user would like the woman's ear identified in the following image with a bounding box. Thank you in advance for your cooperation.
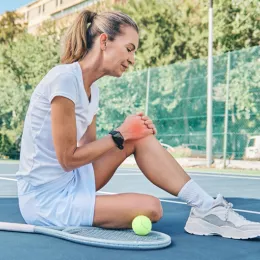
[100,33,108,51]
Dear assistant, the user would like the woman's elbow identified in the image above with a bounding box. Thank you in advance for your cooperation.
[59,156,74,172]
[60,162,73,172]
[58,147,91,172]
[62,165,73,172]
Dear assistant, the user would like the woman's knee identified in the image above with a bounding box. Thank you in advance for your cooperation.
[146,196,163,222]
[125,134,156,156]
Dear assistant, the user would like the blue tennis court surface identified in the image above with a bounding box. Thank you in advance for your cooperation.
[0,166,260,259]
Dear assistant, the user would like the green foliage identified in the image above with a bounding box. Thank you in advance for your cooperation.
[97,70,147,137]
[214,0,260,52]
[0,0,259,159]
[0,18,61,158]
[0,133,13,159]
[115,0,208,69]
[114,0,259,69]
[0,11,27,44]
[214,47,260,157]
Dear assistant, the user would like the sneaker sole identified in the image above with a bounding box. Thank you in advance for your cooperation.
[184,218,260,239]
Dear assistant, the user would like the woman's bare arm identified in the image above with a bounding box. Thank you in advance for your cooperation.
[51,96,116,172]
[78,115,97,147]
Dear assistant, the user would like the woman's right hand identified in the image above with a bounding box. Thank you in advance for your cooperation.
[116,114,154,141]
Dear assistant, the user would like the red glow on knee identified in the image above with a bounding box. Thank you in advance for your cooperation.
[131,123,143,134]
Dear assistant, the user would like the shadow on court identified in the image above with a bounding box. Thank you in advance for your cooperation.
[0,197,259,260]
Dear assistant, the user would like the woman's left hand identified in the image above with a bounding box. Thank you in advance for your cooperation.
[136,112,157,135]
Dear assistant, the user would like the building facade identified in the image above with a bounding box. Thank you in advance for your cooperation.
[16,0,102,34]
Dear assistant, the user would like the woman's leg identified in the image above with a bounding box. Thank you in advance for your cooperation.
[92,135,260,239]
[133,135,191,195]
[92,134,191,228]
[93,134,190,194]
[93,193,163,228]
[92,139,136,191]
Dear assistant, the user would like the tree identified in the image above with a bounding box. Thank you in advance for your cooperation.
[114,0,208,69]
[0,1,259,159]
[0,32,61,158]
[214,0,260,53]
[0,11,27,44]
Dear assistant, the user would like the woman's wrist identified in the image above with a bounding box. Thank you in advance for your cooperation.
[115,127,128,141]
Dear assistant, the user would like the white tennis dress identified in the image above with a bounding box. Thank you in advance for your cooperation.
[16,62,99,226]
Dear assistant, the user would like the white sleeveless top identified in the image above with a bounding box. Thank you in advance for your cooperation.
[16,62,99,190]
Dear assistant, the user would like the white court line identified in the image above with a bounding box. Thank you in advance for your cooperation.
[0,177,17,182]
[2,173,260,180]
[115,173,141,176]
[2,177,260,215]
[114,173,260,180]
[188,173,260,180]
[97,191,260,215]
[120,167,260,176]
[0,175,16,178]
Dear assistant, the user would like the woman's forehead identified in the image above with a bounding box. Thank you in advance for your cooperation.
[118,27,139,47]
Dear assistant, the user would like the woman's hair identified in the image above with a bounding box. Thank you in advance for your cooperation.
[61,10,138,64]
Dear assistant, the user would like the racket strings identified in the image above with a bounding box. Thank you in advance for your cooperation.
[64,227,165,242]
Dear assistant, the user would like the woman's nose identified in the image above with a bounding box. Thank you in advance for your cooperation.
[128,54,135,66]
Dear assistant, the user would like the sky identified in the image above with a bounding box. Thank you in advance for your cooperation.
[0,1,33,15]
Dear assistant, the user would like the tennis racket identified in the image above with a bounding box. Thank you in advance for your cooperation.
[0,222,171,249]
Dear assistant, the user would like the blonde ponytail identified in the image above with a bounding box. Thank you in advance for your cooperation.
[61,10,97,64]
[61,10,138,64]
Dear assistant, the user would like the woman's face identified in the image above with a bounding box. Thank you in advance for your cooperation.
[101,26,139,77]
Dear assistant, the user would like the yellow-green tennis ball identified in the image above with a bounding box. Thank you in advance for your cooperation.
[132,215,152,236]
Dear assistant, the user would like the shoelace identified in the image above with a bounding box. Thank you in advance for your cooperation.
[225,201,247,222]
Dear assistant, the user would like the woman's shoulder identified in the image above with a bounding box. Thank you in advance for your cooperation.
[42,63,80,104]
[48,63,78,81]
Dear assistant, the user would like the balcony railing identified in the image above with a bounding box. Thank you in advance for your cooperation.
[51,0,101,20]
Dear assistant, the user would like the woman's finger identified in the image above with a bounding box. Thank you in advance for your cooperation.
[136,112,144,117]
[144,128,154,135]
[145,123,157,134]
[141,116,155,127]
[141,116,150,121]
[145,123,153,128]
[144,120,153,125]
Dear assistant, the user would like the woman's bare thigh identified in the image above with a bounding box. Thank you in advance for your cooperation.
[93,193,163,228]
[92,139,135,191]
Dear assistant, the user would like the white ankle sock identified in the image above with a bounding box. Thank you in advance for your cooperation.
[178,179,214,211]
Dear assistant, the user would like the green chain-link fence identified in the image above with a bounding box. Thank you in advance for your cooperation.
[1,46,259,161]
[97,46,260,160]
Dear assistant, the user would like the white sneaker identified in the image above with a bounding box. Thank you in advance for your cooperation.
[184,194,260,239]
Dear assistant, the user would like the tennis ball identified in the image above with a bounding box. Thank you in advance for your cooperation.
[132,215,152,236]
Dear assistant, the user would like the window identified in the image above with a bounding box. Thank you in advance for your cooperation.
[197,146,206,151]
[248,138,256,147]
[43,4,45,12]
[60,0,63,4]
[56,0,59,6]
[188,145,197,150]
[38,6,41,13]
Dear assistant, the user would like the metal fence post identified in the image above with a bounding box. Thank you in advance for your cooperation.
[223,51,231,168]
[145,68,151,116]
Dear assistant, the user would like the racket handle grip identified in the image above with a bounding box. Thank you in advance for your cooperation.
[0,222,35,232]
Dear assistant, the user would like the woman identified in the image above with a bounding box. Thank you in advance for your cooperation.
[16,10,259,239]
